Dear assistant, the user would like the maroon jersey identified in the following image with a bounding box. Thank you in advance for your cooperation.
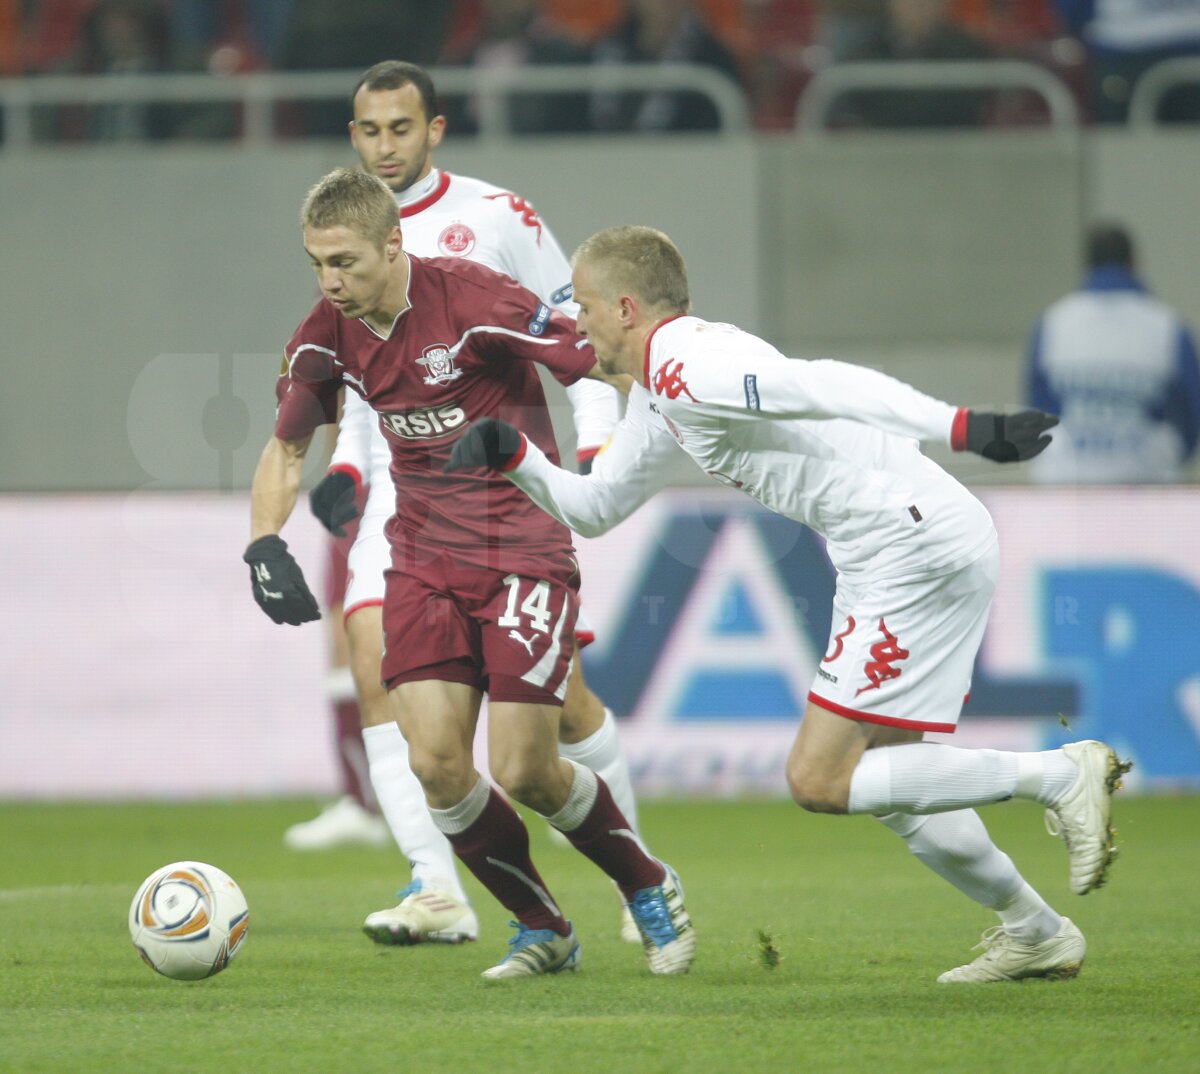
[275,254,595,570]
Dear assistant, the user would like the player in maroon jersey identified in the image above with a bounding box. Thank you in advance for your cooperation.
[243,168,694,978]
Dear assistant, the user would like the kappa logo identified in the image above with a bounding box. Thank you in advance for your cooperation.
[438,222,476,256]
[855,618,910,697]
[653,360,697,402]
[485,192,543,244]
[417,343,463,385]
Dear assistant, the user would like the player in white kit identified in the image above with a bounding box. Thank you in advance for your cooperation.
[293,62,643,946]
[448,225,1133,983]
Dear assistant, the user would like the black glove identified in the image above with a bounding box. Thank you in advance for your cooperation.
[444,418,523,473]
[309,469,359,537]
[243,535,320,625]
[959,408,1058,463]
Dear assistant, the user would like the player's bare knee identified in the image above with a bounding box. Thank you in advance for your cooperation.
[489,761,539,807]
[491,756,559,813]
[405,745,463,798]
[786,765,847,814]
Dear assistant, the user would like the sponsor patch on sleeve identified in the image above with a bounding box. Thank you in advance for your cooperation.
[528,303,551,336]
[744,373,761,411]
[550,283,574,306]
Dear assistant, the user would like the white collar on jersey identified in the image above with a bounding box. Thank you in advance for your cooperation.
[396,168,442,211]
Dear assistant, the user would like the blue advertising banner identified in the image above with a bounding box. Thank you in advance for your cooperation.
[574,488,1200,794]
[1,489,1196,797]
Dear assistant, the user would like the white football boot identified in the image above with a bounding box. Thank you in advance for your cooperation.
[937,918,1086,983]
[627,864,695,975]
[362,881,478,945]
[283,797,391,850]
[481,922,581,980]
[1044,740,1132,894]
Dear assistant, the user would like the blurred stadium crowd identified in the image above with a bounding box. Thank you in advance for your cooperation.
[1,0,1198,140]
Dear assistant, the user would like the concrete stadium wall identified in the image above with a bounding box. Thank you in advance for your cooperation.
[1,130,1197,491]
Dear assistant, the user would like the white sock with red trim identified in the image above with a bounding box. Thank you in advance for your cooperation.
[848,742,1078,815]
[558,708,642,839]
[876,810,1061,943]
[362,722,467,901]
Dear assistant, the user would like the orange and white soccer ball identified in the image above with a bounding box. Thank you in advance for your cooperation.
[128,861,250,980]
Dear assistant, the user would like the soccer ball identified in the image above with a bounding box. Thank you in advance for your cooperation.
[128,861,250,980]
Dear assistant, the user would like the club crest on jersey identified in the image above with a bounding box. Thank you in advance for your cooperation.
[438,223,476,257]
[417,344,463,385]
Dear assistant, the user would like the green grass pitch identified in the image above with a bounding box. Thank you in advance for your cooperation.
[2,796,1197,1074]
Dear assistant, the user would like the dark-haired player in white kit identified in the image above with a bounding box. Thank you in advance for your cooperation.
[244,175,693,979]
[288,61,644,946]
[449,224,1131,984]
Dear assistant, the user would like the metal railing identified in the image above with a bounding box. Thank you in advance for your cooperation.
[1128,56,1200,128]
[0,63,749,148]
[795,60,1081,131]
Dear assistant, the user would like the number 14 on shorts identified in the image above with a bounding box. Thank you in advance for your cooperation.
[498,573,553,635]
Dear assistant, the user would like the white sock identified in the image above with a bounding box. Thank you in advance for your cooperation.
[876,810,1061,944]
[558,708,642,838]
[362,722,466,901]
[848,743,1079,815]
[544,760,598,832]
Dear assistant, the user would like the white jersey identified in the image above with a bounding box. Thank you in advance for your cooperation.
[507,315,997,583]
[331,168,620,486]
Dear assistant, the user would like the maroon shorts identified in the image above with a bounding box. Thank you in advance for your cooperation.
[381,545,580,706]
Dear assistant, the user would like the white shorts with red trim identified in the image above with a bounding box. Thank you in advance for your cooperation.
[808,539,999,734]
[342,481,596,649]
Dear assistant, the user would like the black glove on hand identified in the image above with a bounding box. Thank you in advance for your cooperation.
[309,470,359,537]
[960,408,1058,463]
[444,418,523,473]
[243,535,320,625]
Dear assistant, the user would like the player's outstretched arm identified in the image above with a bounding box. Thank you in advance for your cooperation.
[245,434,320,625]
[951,408,1059,462]
[565,377,622,474]
[445,398,676,537]
[692,353,1057,460]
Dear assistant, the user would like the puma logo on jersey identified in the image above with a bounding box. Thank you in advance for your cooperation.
[380,402,467,440]
[508,630,536,657]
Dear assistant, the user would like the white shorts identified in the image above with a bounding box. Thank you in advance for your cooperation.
[342,484,596,647]
[808,539,999,734]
